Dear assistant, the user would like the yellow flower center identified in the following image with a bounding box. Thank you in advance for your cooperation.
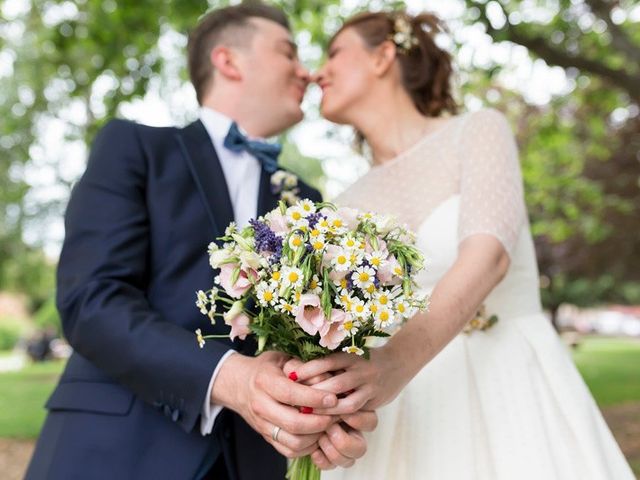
[379,295,388,305]
[394,267,403,276]
[292,237,302,247]
[272,271,281,281]
[313,241,324,250]
[359,272,370,282]
[343,321,353,331]
[371,257,381,267]
[337,256,347,265]
[340,279,348,289]
[346,239,355,247]
[292,211,302,221]
[398,303,405,313]
[288,272,299,283]
[366,284,376,294]
[332,219,343,228]
[310,229,321,237]
[355,305,364,313]
[370,304,378,314]
[310,279,318,289]
[264,291,273,302]
[380,311,389,322]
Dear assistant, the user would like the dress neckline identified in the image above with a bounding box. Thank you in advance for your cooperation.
[370,114,464,171]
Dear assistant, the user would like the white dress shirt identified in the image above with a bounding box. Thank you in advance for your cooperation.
[198,107,263,435]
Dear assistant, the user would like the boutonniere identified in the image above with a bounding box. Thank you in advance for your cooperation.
[270,169,300,205]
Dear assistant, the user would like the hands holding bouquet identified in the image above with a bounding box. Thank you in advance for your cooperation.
[196,200,428,478]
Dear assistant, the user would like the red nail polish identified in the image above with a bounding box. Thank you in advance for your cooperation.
[288,371,299,381]
[300,406,313,414]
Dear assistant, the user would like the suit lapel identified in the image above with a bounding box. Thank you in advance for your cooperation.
[176,120,234,239]
[257,168,281,217]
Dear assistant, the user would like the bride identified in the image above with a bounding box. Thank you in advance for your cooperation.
[287,10,635,479]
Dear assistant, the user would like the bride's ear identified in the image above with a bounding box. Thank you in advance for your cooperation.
[372,41,397,77]
[209,45,243,81]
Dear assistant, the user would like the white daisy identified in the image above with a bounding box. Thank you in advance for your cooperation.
[342,345,364,355]
[352,266,376,290]
[286,205,307,224]
[288,232,305,250]
[331,249,351,272]
[195,290,209,315]
[308,275,323,295]
[374,306,395,330]
[297,199,316,215]
[339,319,361,336]
[256,282,278,307]
[350,298,369,319]
[281,266,304,289]
[362,282,378,299]
[275,299,297,316]
[366,250,386,269]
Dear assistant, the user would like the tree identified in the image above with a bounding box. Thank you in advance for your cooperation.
[461,0,640,320]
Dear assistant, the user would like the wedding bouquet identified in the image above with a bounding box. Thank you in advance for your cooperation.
[195,199,428,479]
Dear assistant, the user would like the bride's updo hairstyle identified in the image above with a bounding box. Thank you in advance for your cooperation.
[332,10,458,117]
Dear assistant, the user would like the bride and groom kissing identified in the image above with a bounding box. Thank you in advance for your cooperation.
[26,2,634,480]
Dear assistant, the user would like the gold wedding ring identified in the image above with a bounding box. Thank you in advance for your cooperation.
[271,425,282,442]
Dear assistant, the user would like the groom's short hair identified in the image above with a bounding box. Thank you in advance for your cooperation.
[188,2,290,104]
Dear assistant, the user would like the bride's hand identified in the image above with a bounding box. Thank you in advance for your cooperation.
[283,347,411,414]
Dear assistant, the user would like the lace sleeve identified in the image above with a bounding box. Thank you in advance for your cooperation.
[457,108,526,256]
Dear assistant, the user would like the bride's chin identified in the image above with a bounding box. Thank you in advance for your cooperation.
[320,105,349,125]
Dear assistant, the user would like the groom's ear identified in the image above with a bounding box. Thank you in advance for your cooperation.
[372,41,397,77]
[209,46,243,81]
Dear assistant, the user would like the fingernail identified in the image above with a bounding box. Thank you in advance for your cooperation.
[300,406,313,414]
[288,371,299,381]
[323,395,337,407]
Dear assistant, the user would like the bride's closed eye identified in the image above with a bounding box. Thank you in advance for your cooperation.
[328,47,341,59]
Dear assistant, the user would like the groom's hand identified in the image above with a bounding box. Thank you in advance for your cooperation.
[311,410,378,470]
[212,351,339,458]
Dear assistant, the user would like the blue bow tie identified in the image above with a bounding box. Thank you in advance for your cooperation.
[223,122,281,173]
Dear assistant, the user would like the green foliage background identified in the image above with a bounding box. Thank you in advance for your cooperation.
[1,0,639,325]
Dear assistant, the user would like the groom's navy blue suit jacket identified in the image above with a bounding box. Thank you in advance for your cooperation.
[26,118,322,480]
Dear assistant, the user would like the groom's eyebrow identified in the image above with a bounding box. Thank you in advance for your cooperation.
[279,39,298,54]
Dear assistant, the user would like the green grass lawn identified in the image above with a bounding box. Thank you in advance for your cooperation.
[0,336,638,439]
[572,336,640,406]
[0,360,64,438]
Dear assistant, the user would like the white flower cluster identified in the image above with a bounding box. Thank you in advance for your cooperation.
[195,199,429,358]
[390,16,419,53]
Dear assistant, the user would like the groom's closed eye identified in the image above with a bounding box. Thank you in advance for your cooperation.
[278,40,298,60]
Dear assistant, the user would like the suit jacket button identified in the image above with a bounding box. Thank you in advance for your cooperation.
[171,409,181,422]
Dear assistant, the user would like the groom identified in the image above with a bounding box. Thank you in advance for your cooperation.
[26,3,374,479]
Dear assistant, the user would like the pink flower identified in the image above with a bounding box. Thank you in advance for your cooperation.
[219,263,252,298]
[227,312,251,341]
[319,309,349,350]
[377,255,402,285]
[267,211,289,235]
[328,268,347,283]
[335,207,360,229]
[365,238,388,255]
[295,294,326,335]
[322,244,342,268]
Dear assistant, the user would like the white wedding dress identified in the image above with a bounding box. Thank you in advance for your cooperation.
[325,109,634,480]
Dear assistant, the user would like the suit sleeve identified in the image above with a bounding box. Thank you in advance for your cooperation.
[56,119,230,433]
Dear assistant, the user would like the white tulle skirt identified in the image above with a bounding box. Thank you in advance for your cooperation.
[322,313,634,480]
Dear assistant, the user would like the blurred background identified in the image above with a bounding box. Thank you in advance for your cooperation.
[0,0,638,477]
